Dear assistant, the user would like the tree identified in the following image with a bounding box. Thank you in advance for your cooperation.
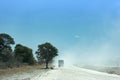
[0,33,15,62]
[0,37,4,50]
[14,44,35,65]
[0,33,14,47]
[0,33,15,52]
[36,42,58,68]
[0,46,12,62]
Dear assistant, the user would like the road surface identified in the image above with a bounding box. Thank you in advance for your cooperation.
[1,66,120,80]
[35,66,120,80]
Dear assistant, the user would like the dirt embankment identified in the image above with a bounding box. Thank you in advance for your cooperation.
[0,65,45,76]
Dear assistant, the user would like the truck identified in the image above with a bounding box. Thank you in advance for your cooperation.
[58,60,64,67]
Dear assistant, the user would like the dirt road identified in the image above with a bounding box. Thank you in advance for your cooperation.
[37,66,120,80]
[1,66,120,80]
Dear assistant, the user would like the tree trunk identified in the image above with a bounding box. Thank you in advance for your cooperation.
[46,61,48,69]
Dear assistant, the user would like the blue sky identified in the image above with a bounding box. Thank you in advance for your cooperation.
[0,0,120,66]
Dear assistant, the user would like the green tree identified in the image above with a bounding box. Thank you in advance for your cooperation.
[0,46,12,62]
[0,33,15,62]
[0,33,14,47]
[14,44,35,65]
[36,42,58,69]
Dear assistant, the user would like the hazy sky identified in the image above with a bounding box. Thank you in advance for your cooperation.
[0,0,120,66]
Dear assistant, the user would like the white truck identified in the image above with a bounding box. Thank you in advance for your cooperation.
[58,60,64,67]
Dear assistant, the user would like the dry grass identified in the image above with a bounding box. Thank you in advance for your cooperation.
[0,65,45,76]
[102,67,120,75]
[81,65,120,75]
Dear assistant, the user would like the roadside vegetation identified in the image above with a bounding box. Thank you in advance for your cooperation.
[0,64,45,76]
[0,33,58,75]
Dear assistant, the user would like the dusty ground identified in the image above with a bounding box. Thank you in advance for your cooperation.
[0,65,120,80]
[0,65,48,80]
[0,68,48,80]
[38,66,120,80]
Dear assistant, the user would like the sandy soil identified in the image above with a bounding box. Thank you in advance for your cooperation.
[0,69,48,80]
[39,66,120,80]
[1,66,120,80]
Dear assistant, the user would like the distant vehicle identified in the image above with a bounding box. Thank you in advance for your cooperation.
[58,60,64,67]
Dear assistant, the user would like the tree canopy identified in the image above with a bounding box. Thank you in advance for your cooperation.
[0,33,59,68]
[36,42,58,68]
[0,33,15,46]
[14,44,35,65]
[0,33,15,52]
[0,33,15,63]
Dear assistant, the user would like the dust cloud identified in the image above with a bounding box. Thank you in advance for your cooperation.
[58,26,120,67]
